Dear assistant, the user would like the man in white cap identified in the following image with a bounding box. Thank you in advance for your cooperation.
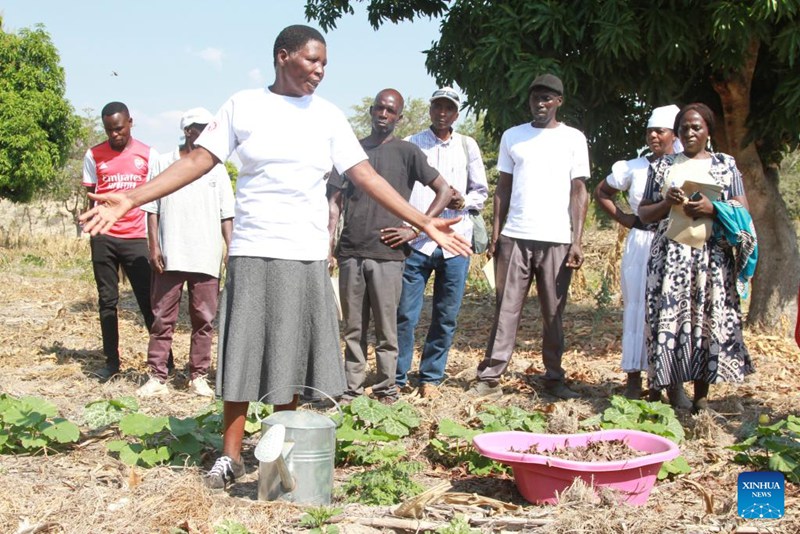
[384,87,489,399]
[137,108,235,397]
[594,104,680,401]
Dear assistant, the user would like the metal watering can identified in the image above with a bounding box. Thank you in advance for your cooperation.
[254,386,342,504]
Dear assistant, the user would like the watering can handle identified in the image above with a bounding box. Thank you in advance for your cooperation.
[256,385,344,428]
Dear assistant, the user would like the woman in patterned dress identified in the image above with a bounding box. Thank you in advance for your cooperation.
[638,103,755,412]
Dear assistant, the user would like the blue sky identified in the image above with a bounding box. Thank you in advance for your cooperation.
[2,1,442,153]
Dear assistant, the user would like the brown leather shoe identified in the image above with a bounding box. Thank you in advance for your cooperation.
[376,395,397,405]
[466,380,503,401]
[399,383,416,395]
[419,383,441,399]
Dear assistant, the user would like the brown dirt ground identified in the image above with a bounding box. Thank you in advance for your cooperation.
[0,227,798,534]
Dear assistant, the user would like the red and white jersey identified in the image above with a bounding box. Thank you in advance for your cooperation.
[82,139,158,239]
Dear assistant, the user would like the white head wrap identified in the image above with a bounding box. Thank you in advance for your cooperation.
[647,105,680,130]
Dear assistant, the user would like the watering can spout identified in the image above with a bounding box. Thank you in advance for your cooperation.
[255,424,296,493]
[256,387,342,504]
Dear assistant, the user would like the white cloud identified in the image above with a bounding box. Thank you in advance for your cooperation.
[248,68,265,85]
[130,108,185,153]
[196,47,224,69]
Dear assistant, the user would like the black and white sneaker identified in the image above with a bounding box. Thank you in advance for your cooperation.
[203,455,245,490]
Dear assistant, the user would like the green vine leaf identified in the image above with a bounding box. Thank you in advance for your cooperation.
[171,434,203,457]
[381,417,410,438]
[139,446,171,467]
[350,396,390,425]
[119,413,168,436]
[40,418,80,443]
[118,444,143,466]
[168,416,199,437]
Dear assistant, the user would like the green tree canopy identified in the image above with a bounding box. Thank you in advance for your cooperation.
[0,19,77,203]
[45,110,103,235]
[307,0,800,325]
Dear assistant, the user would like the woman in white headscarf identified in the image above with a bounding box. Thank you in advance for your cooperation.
[594,105,680,399]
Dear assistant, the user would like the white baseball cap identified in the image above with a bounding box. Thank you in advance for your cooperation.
[180,107,214,130]
[430,87,461,106]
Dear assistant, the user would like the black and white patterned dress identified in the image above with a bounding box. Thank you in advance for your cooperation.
[644,152,754,389]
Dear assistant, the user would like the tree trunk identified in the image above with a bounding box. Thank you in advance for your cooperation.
[712,39,800,330]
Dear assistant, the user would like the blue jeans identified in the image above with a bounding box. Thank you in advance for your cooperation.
[396,248,470,386]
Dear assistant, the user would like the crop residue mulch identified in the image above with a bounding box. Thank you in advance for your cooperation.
[511,438,648,462]
[0,233,798,533]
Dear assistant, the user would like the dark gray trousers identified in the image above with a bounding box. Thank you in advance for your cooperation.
[477,235,573,384]
[339,257,404,398]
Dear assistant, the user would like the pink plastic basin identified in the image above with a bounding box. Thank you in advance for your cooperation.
[472,429,680,506]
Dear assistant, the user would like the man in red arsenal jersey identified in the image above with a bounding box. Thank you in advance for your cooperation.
[82,102,169,380]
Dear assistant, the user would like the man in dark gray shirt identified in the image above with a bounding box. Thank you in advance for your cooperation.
[327,88,451,403]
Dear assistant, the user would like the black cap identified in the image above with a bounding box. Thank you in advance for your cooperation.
[528,73,563,95]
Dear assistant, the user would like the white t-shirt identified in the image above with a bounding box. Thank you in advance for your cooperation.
[497,123,590,244]
[197,88,367,260]
[142,148,235,277]
[606,156,650,215]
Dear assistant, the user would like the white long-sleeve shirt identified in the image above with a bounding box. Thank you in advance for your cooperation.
[405,128,489,258]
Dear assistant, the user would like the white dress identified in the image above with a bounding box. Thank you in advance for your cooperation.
[606,156,653,372]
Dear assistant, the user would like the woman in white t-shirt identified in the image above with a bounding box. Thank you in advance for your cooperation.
[79,24,470,491]
[593,105,680,400]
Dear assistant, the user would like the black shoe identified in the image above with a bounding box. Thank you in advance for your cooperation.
[167,350,176,376]
[376,394,398,405]
[667,385,692,410]
[543,381,580,400]
[203,455,246,490]
[95,365,120,382]
[692,398,710,415]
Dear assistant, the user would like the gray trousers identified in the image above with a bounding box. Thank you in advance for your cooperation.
[477,235,573,385]
[339,257,404,398]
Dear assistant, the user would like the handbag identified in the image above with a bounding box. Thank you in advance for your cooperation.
[469,210,489,254]
[460,135,488,254]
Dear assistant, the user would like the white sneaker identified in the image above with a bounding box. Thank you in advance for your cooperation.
[137,377,168,397]
[189,376,215,397]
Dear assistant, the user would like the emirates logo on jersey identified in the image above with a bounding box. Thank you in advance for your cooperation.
[134,157,146,170]
[206,121,218,132]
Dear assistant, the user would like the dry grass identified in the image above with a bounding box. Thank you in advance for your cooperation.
[1,231,798,533]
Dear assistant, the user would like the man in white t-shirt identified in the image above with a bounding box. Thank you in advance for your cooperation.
[468,73,590,401]
[137,108,234,399]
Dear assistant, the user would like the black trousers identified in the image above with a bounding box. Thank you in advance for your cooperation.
[89,235,154,368]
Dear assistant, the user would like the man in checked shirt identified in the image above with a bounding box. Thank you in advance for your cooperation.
[382,87,489,399]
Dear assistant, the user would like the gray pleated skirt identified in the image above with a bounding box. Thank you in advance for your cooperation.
[215,256,345,405]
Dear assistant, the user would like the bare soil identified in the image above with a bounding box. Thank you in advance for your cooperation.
[0,225,798,533]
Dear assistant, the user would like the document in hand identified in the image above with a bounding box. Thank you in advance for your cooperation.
[482,259,496,291]
[330,276,342,320]
[665,177,723,249]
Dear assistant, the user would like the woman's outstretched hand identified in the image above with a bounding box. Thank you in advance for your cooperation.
[422,217,472,257]
[79,192,135,236]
